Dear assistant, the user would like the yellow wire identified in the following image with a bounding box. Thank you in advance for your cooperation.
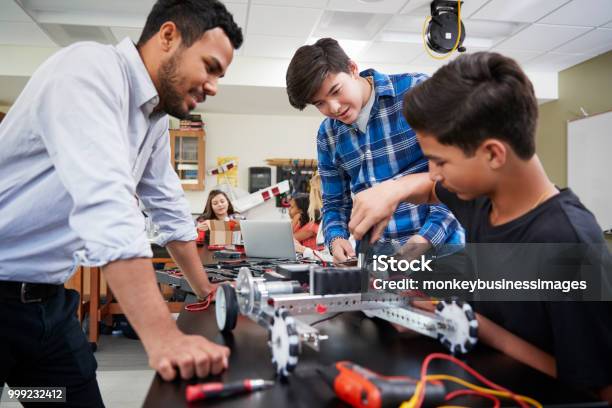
[422,0,462,60]
[399,375,543,408]
[438,406,470,408]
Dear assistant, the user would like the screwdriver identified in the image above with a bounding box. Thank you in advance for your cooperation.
[185,379,274,402]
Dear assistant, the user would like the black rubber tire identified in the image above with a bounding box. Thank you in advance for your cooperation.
[218,284,238,332]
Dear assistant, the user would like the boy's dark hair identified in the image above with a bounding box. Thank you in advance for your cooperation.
[286,38,351,110]
[138,0,243,50]
[403,52,538,159]
[197,190,235,222]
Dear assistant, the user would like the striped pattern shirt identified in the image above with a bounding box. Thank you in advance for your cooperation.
[317,69,464,248]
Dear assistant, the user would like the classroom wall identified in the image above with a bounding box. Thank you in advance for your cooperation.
[179,112,322,214]
[536,50,612,248]
[536,50,612,187]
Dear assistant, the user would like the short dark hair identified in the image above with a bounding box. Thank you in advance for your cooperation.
[197,190,235,221]
[138,0,243,50]
[286,38,351,110]
[403,52,538,159]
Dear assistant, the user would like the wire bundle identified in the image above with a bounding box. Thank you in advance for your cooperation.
[400,353,542,408]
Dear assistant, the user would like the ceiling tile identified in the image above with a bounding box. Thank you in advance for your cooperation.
[471,0,570,23]
[553,28,612,55]
[224,2,248,29]
[334,39,372,59]
[251,0,327,7]
[400,0,430,16]
[464,19,525,38]
[111,27,142,43]
[488,48,544,64]
[539,0,612,27]
[0,0,35,22]
[21,0,153,16]
[408,51,458,69]
[401,0,491,19]
[361,41,424,64]
[410,47,489,69]
[327,0,407,15]
[247,5,322,37]
[242,35,305,58]
[455,0,492,19]
[384,14,524,46]
[385,14,427,33]
[0,21,55,46]
[524,52,590,71]
[496,24,591,52]
[314,10,391,41]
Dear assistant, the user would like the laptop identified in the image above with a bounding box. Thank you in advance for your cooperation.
[240,220,297,261]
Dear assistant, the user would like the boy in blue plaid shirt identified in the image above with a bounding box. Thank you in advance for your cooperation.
[286,38,464,263]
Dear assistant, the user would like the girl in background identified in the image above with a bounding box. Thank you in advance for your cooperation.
[307,171,324,250]
[289,193,320,250]
[196,190,239,244]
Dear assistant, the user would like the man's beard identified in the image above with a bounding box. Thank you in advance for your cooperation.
[157,52,191,119]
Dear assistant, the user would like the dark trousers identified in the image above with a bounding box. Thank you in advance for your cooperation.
[0,287,104,407]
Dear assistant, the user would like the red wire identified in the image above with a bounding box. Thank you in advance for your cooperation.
[184,289,215,312]
[445,389,501,408]
[415,353,529,408]
[312,251,327,267]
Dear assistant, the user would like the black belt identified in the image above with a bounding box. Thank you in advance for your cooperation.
[0,281,62,303]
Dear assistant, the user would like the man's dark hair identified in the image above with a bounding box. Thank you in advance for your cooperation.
[403,52,538,159]
[138,0,243,49]
[286,38,351,110]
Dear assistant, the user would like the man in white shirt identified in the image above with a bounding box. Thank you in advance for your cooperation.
[0,0,242,405]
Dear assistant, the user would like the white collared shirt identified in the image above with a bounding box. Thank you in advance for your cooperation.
[0,38,196,284]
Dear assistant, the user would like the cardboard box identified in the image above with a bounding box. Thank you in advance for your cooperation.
[209,220,242,246]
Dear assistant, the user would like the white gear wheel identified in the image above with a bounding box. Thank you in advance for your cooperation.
[268,310,299,378]
[435,298,478,354]
[236,267,256,315]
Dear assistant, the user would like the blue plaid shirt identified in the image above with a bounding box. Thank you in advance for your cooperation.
[317,69,464,248]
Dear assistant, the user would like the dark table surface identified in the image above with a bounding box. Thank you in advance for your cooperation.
[144,308,606,408]
[146,245,607,407]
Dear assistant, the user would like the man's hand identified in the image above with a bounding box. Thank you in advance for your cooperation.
[201,282,218,301]
[102,258,231,382]
[331,238,356,263]
[146,328,230,380]
[349,179,403,242]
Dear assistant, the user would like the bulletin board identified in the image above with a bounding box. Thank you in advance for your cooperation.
[216,156,239,187]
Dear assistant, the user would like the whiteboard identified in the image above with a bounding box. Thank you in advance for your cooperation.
[567,110,612,231]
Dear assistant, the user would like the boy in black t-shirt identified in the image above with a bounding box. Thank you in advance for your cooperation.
[347,52,612,401]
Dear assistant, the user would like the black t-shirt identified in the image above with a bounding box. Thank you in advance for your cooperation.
[435,184,612,389]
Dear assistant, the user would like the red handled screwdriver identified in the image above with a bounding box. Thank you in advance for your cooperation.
[186,379,274,402]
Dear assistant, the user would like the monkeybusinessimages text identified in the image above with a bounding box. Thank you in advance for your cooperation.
[372,255,588,294]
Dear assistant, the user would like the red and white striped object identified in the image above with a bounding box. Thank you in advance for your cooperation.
[207,160,237,176]
[233,180,290,213]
